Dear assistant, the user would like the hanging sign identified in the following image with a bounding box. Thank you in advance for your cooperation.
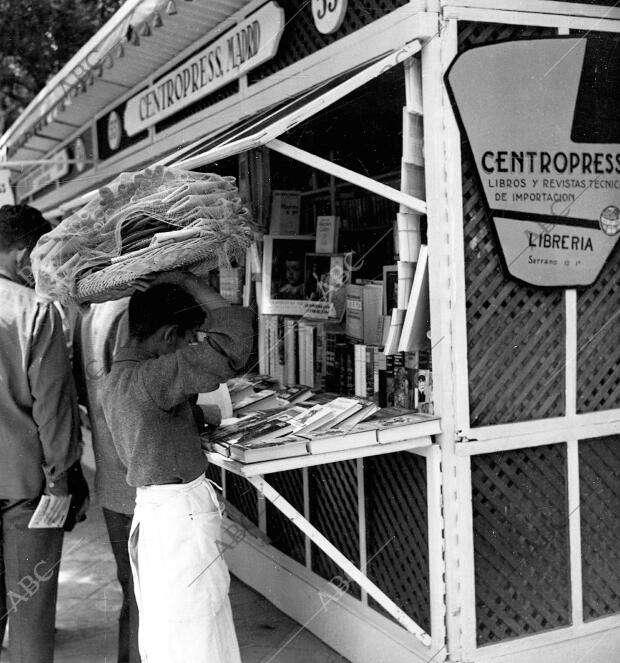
[0,169,14,205]
[73,137,87,172]
[446,37,620,287]
[107,111,122,151]
[124,2,284,136]
[312,0,348,35]
[16,149,69,201]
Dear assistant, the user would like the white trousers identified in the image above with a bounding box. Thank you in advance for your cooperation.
[129,475,242,663]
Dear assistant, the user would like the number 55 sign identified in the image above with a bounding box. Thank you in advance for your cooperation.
[312,0,347,35]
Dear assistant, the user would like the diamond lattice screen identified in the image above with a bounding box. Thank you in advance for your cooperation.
[225,470,258,525]
[576,214,620,414]
[265,469,306,565]
[459,22,566,427]
[580,435,620,621]
[309,460,361,598]
[365,452,430,632]
[471,445,571,645]
[248,0,409,85]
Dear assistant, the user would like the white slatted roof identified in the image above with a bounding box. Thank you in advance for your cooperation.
[0,0,250,163]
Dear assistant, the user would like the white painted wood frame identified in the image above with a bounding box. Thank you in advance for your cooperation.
[245,474,431,643]
[434,6,620,663]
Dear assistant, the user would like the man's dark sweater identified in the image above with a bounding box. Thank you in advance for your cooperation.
[101,306,253,487]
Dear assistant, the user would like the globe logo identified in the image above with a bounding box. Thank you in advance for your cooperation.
[599,205,620,236]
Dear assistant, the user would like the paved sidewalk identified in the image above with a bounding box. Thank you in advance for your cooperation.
[3,500,348,663]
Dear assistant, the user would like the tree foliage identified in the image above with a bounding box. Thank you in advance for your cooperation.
[0,0,124,133]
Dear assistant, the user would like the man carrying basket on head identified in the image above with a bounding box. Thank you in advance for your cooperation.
[102,271,252,663]
[30,166,256,663]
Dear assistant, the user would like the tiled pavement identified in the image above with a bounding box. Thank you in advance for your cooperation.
[2,470,348,662]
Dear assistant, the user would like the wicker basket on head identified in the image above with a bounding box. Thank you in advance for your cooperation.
[31,165,255,304]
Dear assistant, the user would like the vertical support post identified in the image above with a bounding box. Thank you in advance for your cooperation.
[329,151,337,215]
[426,444,447,654]
[567,438,583,626]
[566,285,582,625]
[249,145,271,231]
[422,16,476,660]
[257,475,267,534]
[357,458,368,605]
[303,467,311,569]
[566,289,577,418]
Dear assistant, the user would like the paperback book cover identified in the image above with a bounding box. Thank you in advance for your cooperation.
[233,389,280,414]
[283,317,299,386]
[229,436,309,463]
[315,215,340,254]
[275,385,314,405]
[297,427,378,454]
[353,411,441,443]
[345,283,364,341]
[270,191,301,235]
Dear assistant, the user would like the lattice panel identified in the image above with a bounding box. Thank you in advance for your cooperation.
[458,21,557,49]
[225,471,258,525]
[365,453,430,632]
[472,445,571,645]
[577,243,620,413]
[248,0,408,84]
[310,460,360,598]
[266,470,306,565]
[459,23,565,427]
[579,435,620,620]
[205,462,223,486]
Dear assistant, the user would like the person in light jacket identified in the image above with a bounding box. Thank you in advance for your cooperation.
[74,297,141,663]
[0,204,88,663]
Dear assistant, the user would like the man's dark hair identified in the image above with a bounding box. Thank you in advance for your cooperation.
[0,204,51,252]
[128,284,206,341]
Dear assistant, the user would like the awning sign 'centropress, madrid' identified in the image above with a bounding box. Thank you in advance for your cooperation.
[446,37,620,287]
[124,2,284,136]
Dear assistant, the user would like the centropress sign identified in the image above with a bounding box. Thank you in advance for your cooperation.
[446,37,620,287]
[124,2,284,136]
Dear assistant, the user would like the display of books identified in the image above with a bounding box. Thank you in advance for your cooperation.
[276,385,315,405]
[285,403,333,433]
[228,375,279,400]
[398,245,430,353]
[345,283,364,341]
[204,396,439,463]
[227,380,257,404]
[270,191,301,235]
[299,412,440,453]
[206,406,309,454]
[338,398,379,429]
[315,215,340,254]
[233,389,280,414]
[296,427,378,454]
[229,436,309,463]
[352,411,440,443]
[304,397,363,432]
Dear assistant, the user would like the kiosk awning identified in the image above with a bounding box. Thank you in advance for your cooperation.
[53,40,426,217]
[162,41,426,214]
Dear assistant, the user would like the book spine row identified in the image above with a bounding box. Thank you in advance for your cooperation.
[255,317,433,414]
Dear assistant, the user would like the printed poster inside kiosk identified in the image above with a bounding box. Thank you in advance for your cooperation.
[446,37,620,287]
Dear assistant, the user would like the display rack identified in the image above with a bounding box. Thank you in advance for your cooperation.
[206,415,440,644]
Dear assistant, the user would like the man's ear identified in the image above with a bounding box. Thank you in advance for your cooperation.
[163,324,180,346]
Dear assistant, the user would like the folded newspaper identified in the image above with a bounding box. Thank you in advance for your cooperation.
[28,495,72,528]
